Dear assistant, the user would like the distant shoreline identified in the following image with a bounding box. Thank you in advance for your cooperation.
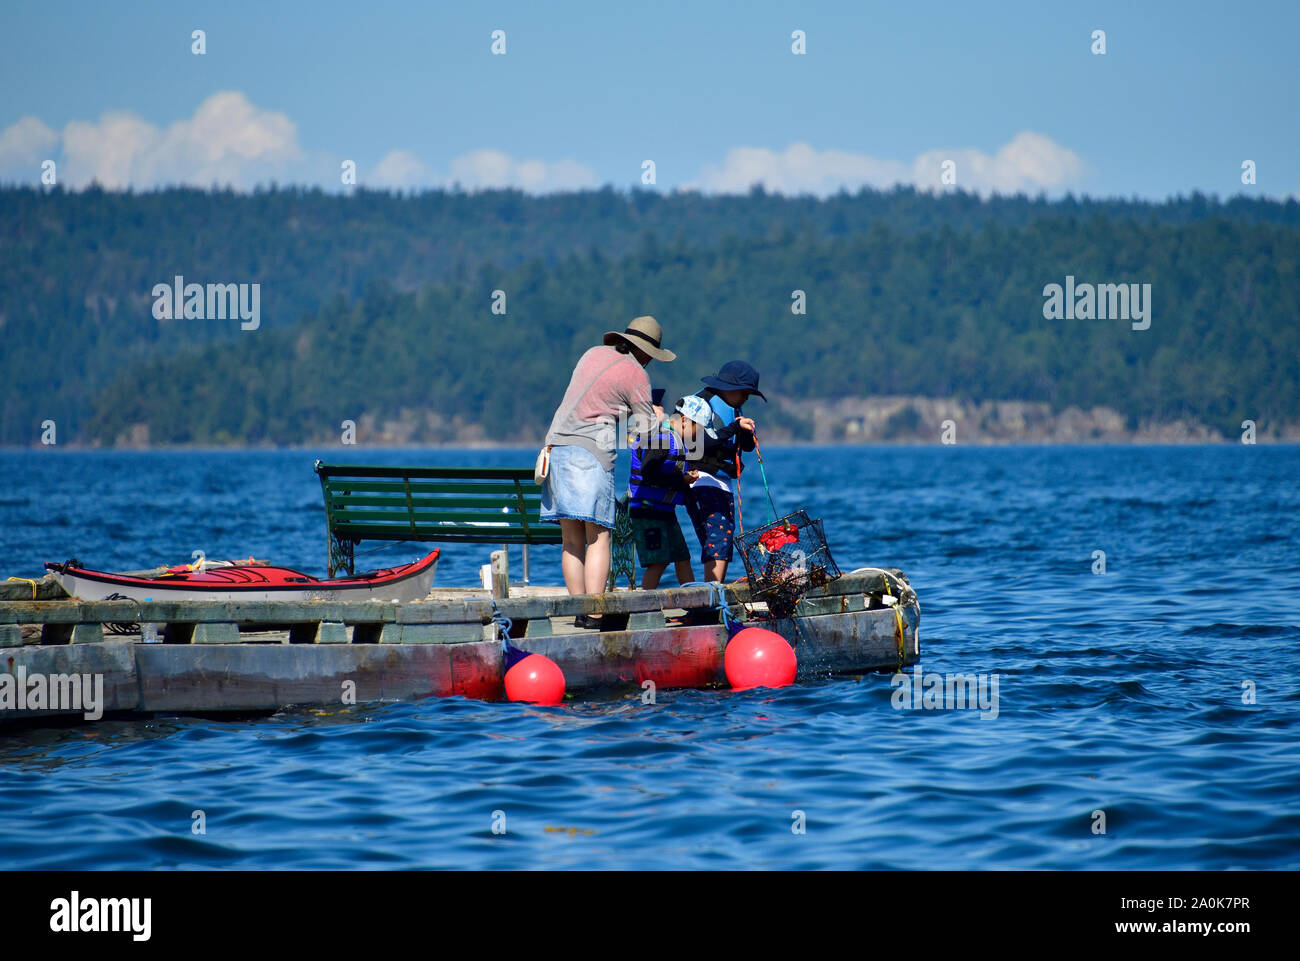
[24,395,1285,451]
[4,437,1297,453]
[9,392,1297,451]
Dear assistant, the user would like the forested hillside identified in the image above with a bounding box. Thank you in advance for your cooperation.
[2,185,1297,445]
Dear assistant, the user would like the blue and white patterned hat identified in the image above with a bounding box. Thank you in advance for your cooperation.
[675,395,718,438]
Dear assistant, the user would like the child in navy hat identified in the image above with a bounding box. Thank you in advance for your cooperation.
[686,361,765,582]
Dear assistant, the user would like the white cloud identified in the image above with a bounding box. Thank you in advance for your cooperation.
[0,86,599,193]
[368,147,597,193]
[60,111,163,189]
[0,95,1084,198]
[690,133,1087,197]
[0,116,60,181]
[0,90,600,192]
[449,149,519,188]
[57,92,304,189]
[694,143,909,196]
[487,153,593,192]
[912,132,1087,196]
[370,150,435,189]
[446,150,597,192]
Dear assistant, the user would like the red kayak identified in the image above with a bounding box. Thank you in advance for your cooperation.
[43,550,440,603]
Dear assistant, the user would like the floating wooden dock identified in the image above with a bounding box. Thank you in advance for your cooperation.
[0,569,920,722]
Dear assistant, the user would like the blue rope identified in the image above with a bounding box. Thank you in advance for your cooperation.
[491,598,539,672]
[680,581,745,635]
[489,596,525,672]
[488,597,513,646]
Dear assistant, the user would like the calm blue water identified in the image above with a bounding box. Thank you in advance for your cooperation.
[1,445,1297,869]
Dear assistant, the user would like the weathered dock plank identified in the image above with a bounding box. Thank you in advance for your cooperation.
[0,574,67,602]
[131,640,502,712]
[2,599,141,624]
[1,640,140,719]
[517,624,729,690]
[771,604,920,676]
[38,622,106,645]
[471,602,920,692]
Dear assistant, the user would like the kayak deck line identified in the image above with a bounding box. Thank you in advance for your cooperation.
[0,569,920,720]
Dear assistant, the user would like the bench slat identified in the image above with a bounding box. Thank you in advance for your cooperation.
[327,495,539,510]
[333,510,544,525]
[323,480,535,495]
[317,466,536,480]
[331,527,561,543]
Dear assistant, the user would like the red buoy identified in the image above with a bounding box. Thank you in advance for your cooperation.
[725,627,797,691]
[504,653,566,705]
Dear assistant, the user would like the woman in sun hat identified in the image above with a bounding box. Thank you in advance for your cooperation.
[541,316,675,626]
[685,360,765,583]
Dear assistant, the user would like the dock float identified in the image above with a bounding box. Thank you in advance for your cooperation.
[0,569,920,722]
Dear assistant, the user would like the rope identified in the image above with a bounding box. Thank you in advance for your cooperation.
[733,452,745,535]
[751,434,778,524]
[680,580,744,632]
[489,596,531,673]
[847,568,916,672]
[352,542,404,560]
[488,597,514,648]
[892,603,906,674]
[6,577,38,599]
[95,592,140,634]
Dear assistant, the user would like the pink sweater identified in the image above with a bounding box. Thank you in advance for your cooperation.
[544,346,654,470]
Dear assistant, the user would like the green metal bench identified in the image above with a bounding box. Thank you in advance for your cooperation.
[315,461,563,580]
[314,461,637,590]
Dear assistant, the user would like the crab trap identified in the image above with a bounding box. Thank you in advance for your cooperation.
[735,509,842,618]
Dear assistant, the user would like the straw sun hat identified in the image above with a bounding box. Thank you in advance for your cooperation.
[603,315,676,362]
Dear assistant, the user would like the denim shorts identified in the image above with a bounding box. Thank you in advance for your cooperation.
[541,444,617,529]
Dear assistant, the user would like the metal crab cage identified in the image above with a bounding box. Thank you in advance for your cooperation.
[734,509,842,618]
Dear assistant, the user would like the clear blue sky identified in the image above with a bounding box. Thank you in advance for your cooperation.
[1,0,1296,198]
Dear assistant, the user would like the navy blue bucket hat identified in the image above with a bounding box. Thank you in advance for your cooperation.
[700,360,766,401]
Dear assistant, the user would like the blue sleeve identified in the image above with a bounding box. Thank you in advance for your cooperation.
[641,435,689,489]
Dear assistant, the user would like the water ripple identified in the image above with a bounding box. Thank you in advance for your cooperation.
[2,446,1298,868]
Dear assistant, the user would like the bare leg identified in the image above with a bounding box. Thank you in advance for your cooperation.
[674,559,695,585]
[704,559,729,582]
[559,519,588,596]
[642,563,667,590]
[583,523,611,596]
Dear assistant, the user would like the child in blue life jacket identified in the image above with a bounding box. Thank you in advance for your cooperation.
[685,361,764,582]
[628,394,716,589]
